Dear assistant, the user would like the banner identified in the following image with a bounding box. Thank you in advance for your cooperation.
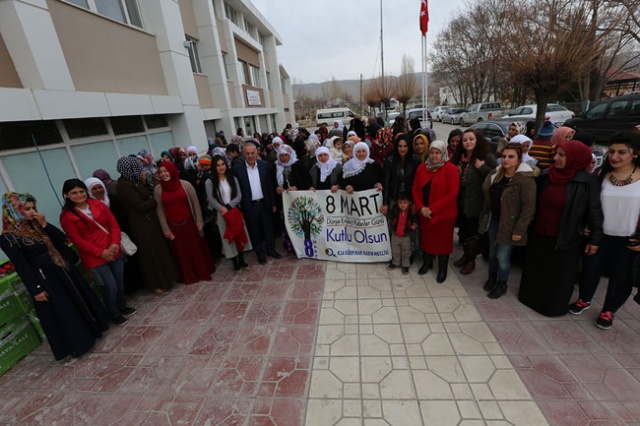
[283,189,391,263]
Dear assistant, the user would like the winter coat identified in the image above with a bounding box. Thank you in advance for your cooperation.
[382,155,421,206]
[478,163,537,246]
[456,153,497,218]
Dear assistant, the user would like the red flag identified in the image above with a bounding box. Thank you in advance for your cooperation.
[420,0,429,35]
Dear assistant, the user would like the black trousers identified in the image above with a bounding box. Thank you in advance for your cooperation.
[243,199,275,256]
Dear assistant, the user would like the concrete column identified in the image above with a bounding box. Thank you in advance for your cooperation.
[138,0,207,149]
[0,0,74,90]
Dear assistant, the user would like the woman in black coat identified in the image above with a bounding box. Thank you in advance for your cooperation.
[0,192,109,360]
[381,133,421,216]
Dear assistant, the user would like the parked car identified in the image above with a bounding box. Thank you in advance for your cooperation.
[563,92,640,144]
[503,103,575,126]
[470,119,558,154]
[387,112,402,127]
[442,107,466,125]
[433,106,452,122]
[460,102,503,126]
[406,108,433,129]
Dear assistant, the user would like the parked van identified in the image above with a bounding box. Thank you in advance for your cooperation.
[315,108,356,126]
[461,102,503,126]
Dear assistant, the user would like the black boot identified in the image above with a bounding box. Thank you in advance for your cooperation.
[418,252,433,275]
[436,255,449,283]
[483,272,497,292]
[238,251,249,269]
[487,280,507,299]
[231,256,241,272]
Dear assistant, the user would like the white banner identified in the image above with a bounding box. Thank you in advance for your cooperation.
[283,189,391,263]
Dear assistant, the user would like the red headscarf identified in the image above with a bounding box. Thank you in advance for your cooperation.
[159,161,182,192]
[548,140,592,185]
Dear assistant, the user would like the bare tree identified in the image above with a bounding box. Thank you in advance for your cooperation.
[396,55,418,114]
[371,75,397,114]
[490,0,620,127]
[363,81,379,116]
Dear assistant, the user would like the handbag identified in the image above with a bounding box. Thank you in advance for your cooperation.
[77,209,137,256]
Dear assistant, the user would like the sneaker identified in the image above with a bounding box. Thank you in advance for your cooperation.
[568,299,591,315]
[401,267,409,275]
[113,315,129,326]
[387,263,398,270]
[121,306,137,316]
[595,311,614,330]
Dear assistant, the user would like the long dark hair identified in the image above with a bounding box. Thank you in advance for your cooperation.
[600,130,640,175]
[209,155,238,204]
[61,178,88,218]
[451,129,488,164]
[392,133,414,163]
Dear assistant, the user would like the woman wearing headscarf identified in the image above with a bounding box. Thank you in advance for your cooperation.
[275,145,304,253]
[569,130,640,329]
[326,136,345,164]
[136,149,157,190]
[477,143,536,299]
[269,136,285,164]
[413,133,429,163]
[551,126,576,146]
[154,161,215,284]
[310,147,342,192]
[412,141,460,282]
[340,142,384,194]
[305,134,321,160]
[116,156,178,294]
[160,151,174,163]
[206,155,252,272]
[518,140,603,317]
[342,140,355,162]
[0,192,109,360]
[60,179,135,326]
[510,134,540,173]
[497,121,525,154]
[328,120,345,138]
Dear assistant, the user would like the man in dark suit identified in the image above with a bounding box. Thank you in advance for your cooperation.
[232,143,282,264]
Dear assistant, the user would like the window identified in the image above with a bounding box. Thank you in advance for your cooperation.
[186,37,202,74]
[224,2,239,25]
[266,72,272,92]
[0,121,62,151]
[222,54,230,80]
[238,61,250,85]
[281,78,287,94]
[607,100,629,117]
[521,107,534,115]
[547,104,565,112]
[144,115,169,129]
[585,102,607,119]
[244,18,257,40]
[63,118,108,139]
[250,65,261,88]
[259,33,266,46]
[67,0,142,28]
[110,116,144,135]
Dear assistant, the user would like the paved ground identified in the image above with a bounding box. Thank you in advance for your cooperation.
[1,240,640,425]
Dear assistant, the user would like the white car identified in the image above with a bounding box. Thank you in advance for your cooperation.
[387,112,401,127]
[503,103,575,126]
[433,106,452,122]
[442,107,466,125]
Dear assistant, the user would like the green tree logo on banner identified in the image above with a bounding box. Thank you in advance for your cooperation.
[288,196,324,240]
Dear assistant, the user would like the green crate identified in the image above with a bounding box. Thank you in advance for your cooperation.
[24,311,46,342]
[0,272,21,295]
[0,290,25,328]
[12,284,34,314]
[0,317,41,376]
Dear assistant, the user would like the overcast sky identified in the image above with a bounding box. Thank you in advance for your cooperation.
[251,0,464,84]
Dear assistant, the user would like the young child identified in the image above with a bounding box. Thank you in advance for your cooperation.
[387,192,418,275]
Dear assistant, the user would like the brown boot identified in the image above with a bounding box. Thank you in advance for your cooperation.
[453,255,468,267]
[460,260,475,275]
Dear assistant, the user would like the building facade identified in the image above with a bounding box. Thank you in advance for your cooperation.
[0,0,294,230]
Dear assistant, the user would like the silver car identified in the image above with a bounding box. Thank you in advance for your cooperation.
[442,107,466,125]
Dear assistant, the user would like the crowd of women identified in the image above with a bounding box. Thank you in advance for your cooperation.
[1,116,639,361]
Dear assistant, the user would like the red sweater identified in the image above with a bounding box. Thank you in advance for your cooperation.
[60,198,122,268]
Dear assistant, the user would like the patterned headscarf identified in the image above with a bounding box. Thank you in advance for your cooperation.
[342,142,374,178]
[425,140,449,172]
[117,155,143,182]
[1,192,69,269]
[183,156,199,172]
[510,121,526,136]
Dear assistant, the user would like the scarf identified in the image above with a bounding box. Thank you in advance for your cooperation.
[551,126,576,145]
[84,177,110,207]
[459,153,472,186]
[510,134,537,166]
[276,145,298,187]
[305,134,320,156]
[316,147,338,183]
[333,120,345,131]
[425,140,449,172]
[342,142,374,178]
[137,149,157,175]
[413,134,429,163]
[548,140,593,185]
[92,169,115,187]
[183,156,199,172]
[117,155,143,182]
[1,192,68,270]
[159,161,183,192]
[186,145,199,157]
[510,121,526,135]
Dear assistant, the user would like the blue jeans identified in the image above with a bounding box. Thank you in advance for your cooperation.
[488,219,514,282]
[92,255,126,319]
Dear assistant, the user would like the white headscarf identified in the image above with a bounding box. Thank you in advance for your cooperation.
[510,134,537,166]
[84,177,110,207]
[342,142,374,178]
[333,120,345,131]
[186,145,198,156]
[326,136,344,163]
[276,145,298,187]
[272,136,284,150]
[315,147,338,183]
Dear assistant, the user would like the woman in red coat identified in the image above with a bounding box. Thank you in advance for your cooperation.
[60,179,135,326]
[412,140,460,282]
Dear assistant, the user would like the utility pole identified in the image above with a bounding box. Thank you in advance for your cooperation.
[359,74,363,116]
[380,0,386,120]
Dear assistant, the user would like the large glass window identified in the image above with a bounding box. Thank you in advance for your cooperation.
[222,54,230,80]
[63,118,108,139]
[224,2,239,25]
[144,115,169,129]
[0,121,62,151]
[110,116,144,135]
[250,65,261,88]
[65,0,142,28]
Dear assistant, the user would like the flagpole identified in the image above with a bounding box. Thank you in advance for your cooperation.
[421,36,425,124]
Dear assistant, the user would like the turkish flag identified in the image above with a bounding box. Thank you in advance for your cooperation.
[420,0,429,35]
